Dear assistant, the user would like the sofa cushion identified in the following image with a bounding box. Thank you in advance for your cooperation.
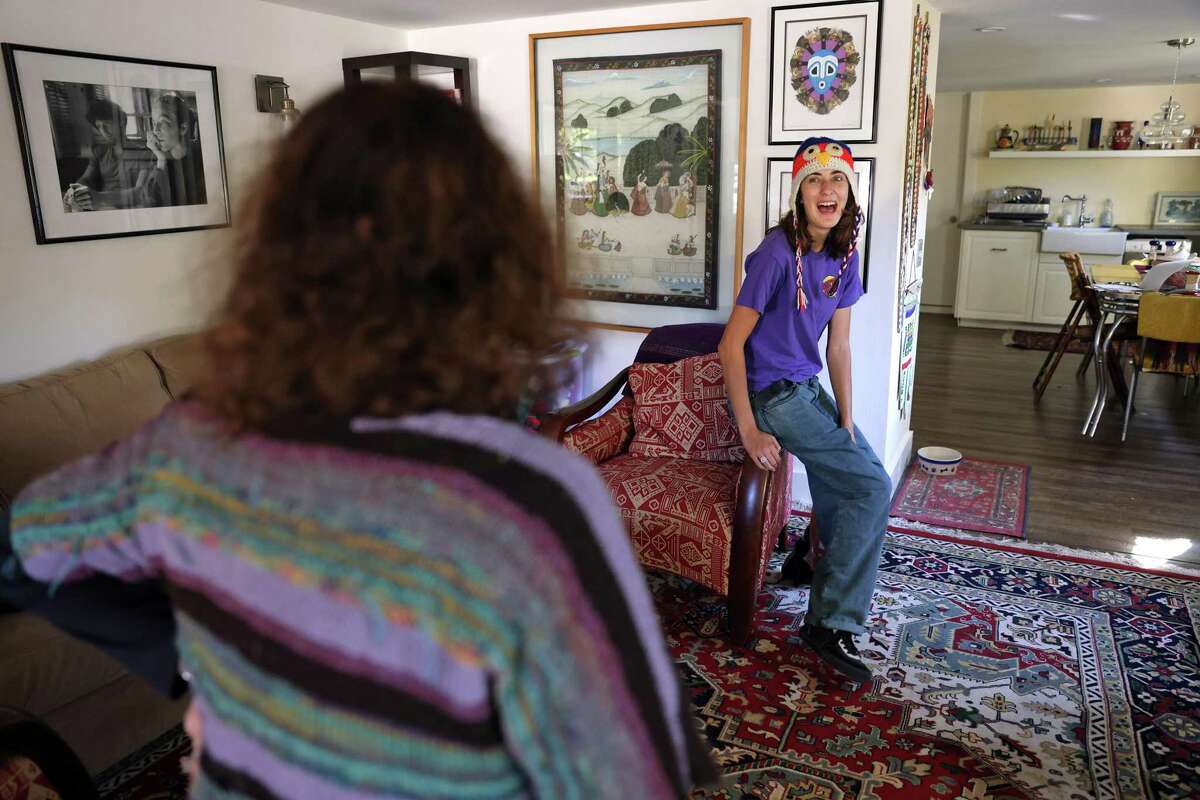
[145,333,208,399]
[627,353,744,462]
[0,614,127,719]
[0,350,170,501]
[598,454,737,594]
[562,396,634,465]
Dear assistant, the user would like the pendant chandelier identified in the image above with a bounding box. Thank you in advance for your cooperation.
[1138,37,1195,148]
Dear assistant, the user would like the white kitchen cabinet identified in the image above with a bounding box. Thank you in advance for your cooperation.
[954,231,1039,323]
[1031,261,1075,325]
[955,230,1122,328]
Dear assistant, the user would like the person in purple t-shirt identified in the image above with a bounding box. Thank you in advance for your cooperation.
[717,137,891,686]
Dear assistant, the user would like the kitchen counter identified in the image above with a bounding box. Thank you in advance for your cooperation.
[1115,225,1200,237]
[958,221,1048,232]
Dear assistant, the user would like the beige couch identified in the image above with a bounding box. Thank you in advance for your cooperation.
[0,333,207,774]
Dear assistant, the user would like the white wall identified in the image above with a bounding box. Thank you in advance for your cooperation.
[922,90,966,311]
[0,0,406,381]
[410,0,940,500]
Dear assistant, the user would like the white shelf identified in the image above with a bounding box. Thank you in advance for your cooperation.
[988,149,1200,159]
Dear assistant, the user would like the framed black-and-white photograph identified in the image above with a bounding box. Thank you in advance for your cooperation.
[3,43,230,244]
[768,1,882,144]
[765,155,873,290]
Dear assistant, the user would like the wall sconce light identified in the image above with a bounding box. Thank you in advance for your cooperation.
[254,74,301,134]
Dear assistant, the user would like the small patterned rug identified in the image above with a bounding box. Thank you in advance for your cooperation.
[890,457,1031,538]
[94,725,189,799]
[1002,329,1090,354]
[670,516,1200,800]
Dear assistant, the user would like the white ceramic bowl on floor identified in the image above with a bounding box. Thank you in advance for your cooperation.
[917,446,963,476]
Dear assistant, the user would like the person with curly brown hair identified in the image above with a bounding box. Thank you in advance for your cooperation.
[2,81,715,799]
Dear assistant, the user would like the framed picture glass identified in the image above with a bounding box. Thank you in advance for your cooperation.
[764,155,873,290]
[530,19,749,330]
[768,1,882,144]
[1152,192,1200,226]
[3,44,231,244]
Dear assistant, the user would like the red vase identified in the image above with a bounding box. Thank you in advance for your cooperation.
[1112,120,1134,150]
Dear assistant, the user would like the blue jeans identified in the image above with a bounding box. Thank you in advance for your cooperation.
[750,377,891,634]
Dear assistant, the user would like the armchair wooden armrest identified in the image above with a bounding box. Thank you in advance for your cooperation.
[540,367,631,442]
[726,458,773,644]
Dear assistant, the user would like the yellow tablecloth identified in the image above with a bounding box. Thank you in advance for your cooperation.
[1090,263,1141,284]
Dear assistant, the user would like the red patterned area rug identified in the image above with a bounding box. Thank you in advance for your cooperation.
[890,458,1031,538]
[662,516,1200,800]
[94,725,189,799]
[1001,330,1090,354]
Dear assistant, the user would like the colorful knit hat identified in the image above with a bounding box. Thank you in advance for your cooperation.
[788,136,856,222]
[788,136,862,312]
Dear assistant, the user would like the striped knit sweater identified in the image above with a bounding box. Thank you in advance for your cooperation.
[11,402,715,799]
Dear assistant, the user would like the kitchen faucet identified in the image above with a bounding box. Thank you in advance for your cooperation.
[1062,194,1091,227]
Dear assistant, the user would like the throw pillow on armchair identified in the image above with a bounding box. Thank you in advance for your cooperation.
[627,353,745,462]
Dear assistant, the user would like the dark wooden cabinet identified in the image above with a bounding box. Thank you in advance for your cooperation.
[342,51,473,107]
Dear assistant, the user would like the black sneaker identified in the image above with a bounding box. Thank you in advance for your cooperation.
[779,535,813,585]
[798,624,872,685]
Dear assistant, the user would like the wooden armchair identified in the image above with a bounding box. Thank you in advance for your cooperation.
[541,325,793,644]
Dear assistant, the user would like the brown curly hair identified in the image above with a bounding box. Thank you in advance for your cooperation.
[196,81,567,433]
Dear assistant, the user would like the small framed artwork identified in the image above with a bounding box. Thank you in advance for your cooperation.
[530,18,750,330]
[768,1,882,144]
[3,43,231,244]
[764,155,874,290]
[1152,192,1200,226]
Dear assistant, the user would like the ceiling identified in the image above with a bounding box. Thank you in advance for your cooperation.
[935,0,1200,91]
[263,0,1200,91]
[260,0,692,29]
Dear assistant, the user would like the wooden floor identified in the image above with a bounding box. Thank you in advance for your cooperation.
[910,314,1200,566]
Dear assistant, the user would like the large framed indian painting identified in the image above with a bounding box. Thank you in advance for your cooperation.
[768,1,882,144]
[765,155,873,291]
[530,19,749,329]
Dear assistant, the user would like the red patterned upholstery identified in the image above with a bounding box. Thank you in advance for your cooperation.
[562,397,634,465]
[600,455,738,594]
[628,353,745,462]
[0,757,62,800]
[542,325,795,642]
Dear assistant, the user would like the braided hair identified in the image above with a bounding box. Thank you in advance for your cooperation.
[776,186,861,311]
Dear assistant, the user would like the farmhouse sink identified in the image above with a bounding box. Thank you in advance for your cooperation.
[1040,226,1129,256]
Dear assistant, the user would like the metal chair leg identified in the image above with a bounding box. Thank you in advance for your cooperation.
[1087,313,1127,437]
[1083,312,1109,435]
[1113,340,1142,441]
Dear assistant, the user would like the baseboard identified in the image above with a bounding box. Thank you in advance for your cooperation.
[920,304,953,315]
[788,429,912,507]
[956,318,1060,332]
[886,429,914,496]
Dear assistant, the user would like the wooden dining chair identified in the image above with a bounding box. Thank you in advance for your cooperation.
[1035,253,1138,401]
[1033,253,1099,398]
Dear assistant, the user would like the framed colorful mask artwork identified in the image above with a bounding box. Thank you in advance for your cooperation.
[768,1,882,144]
[530,19,750,330]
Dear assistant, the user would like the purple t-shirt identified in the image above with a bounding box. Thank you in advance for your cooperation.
[735,227,863,391]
